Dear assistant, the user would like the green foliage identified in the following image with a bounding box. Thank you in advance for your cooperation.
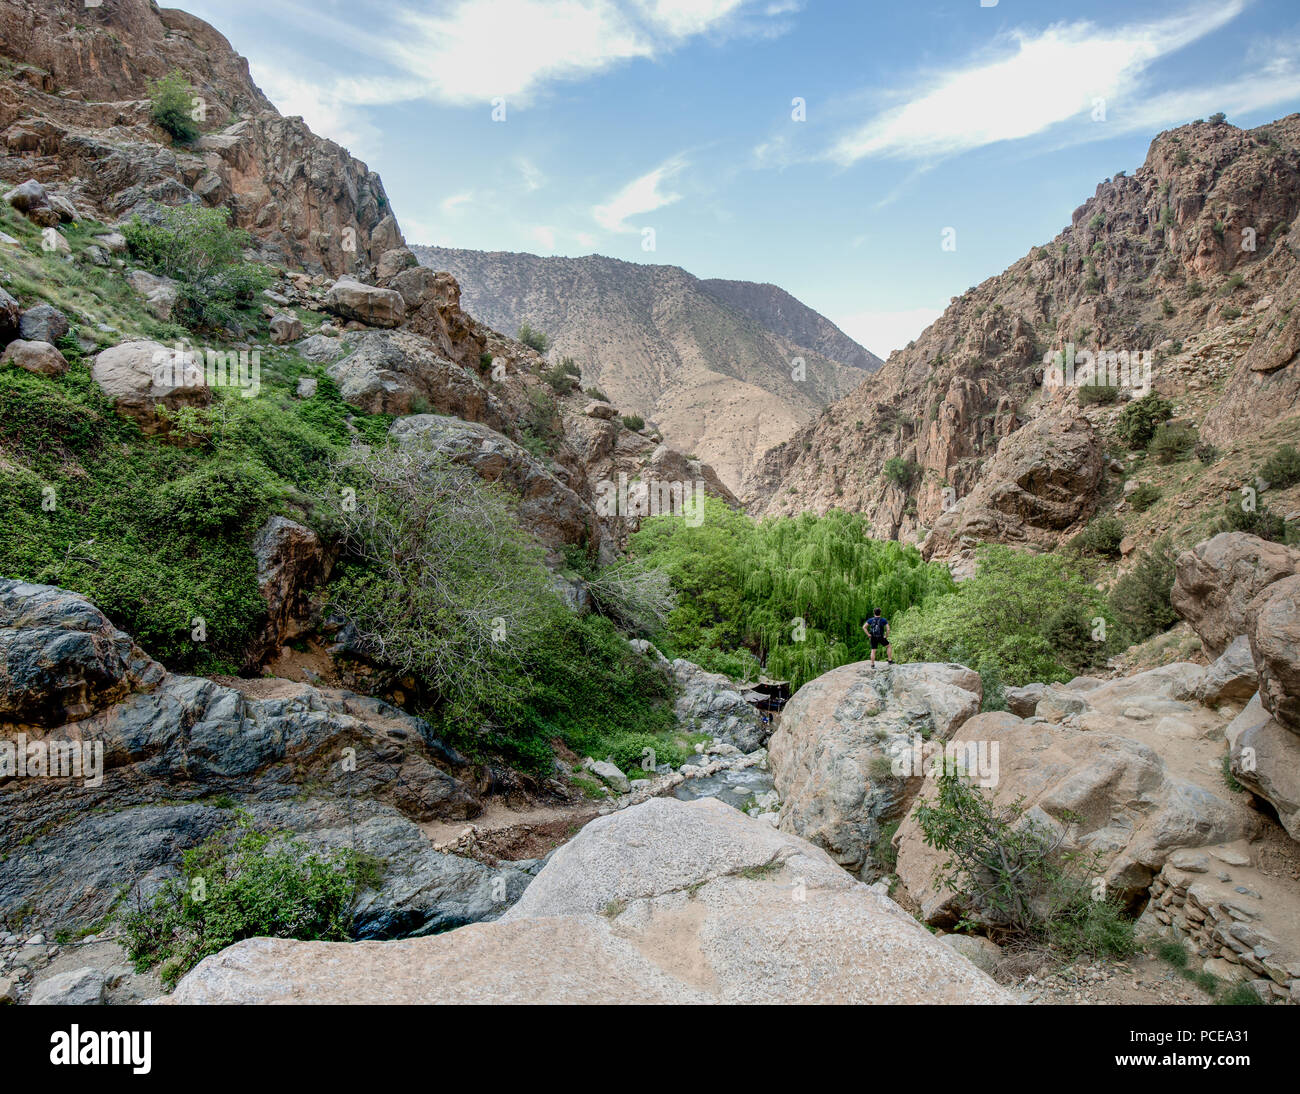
[583,385,610,402]
[543,357,581,394]
[1218,501,1290,543]
[883,457,919,489]
[1078,384,1119,406]
[521,387,562,458]
[1260,444,1300,488]
[914,773,1135,957]
[147,459,283,535]
[1068,515,1124,559]
[148,69,200,142]
[632,500,953,690]
[892,546,1118,685]
[1109,537,1178,642]
[1195,441,1219,465]
[124,206,272,332]
[1150,421,1197,464]
[1116,392,1174,449]
[621,414,645,432]
[517,323,549,353]
[1129,482,1162,512]
[120,811,371,989]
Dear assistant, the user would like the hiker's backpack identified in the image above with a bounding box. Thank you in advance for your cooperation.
[867,616,887,640]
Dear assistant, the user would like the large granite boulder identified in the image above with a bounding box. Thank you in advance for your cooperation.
[1,339,67,377]
[90,340,212,436]
[1227,695,1300,841]
[768,661,982,876]
[895,710,1250,925]
[672,659,767,753]
[323,276,405,328]
[1171,533,1300,658]
[1198,634,1259,706]
[167,798,1015,1004]
[1246,574,1300,731]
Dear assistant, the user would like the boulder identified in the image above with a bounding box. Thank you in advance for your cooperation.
[375,247,417,280]
[0,339,67,377]
[29,967,108,1006]
[1171,533,1300,658]
[1004,682,1048,718]
[672,659,767,753]
[1245,575,1300,731]
[18,303,69,345]
[895,711,1249,924]
[768,661,982,875]
[939,934,1003,975]
[323,276,405,328]
[584,401,618,420]
[0,580,164,729]
[1228,695,1300,841]
[0,287,20,344]
[1198,635,1259,706]
[168,798,1015,1004]
[247,516,333,665]
[582,758,630,793]
[90,340,212,435]
[5,179,59,227]
[268,313,303,345]
[125,269,179,322]
[1035,687,1092,722]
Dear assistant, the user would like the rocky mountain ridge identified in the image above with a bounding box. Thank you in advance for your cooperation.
[410,244,880,490]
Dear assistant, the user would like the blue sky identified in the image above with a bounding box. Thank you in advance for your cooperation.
[186,0,1300,358]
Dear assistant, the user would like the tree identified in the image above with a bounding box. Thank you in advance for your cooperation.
[148,70,200,143]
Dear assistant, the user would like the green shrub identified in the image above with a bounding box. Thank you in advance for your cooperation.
[543,357,581,394]
[521,387,562,457]
[120,811,372,989]
[583,385,610,402]
[1116,392,1174,449]
[1129,482,1162,512]
[147,459,283,535]
[621,414,645,432]
[892,546,1117,685]
[517,323,549,353]
[883,457,919,489]
[124,206,272,332]
[1195,441,1219,464]
[1068,516,1124,558]
[148,70,200,143]
[1260,444,1300,488]
[1150,421,1197,464]
[1218,501,1288,543]
[1109,537,1178,641]
[1078,384,1119,406]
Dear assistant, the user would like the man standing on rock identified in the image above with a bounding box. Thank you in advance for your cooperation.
[863,608,892,667]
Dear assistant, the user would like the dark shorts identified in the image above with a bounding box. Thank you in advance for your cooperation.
[869,636,888,649]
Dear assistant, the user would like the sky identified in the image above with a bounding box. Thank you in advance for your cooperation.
[184,0,1300,359]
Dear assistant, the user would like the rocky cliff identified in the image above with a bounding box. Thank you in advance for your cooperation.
[410,245,880,490]
[746,116,1300,570]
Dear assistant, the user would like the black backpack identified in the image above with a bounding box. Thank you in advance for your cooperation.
[867,616,887,639]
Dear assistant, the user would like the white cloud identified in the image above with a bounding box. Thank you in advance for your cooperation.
[531,225,558,251]
[593,156,687,232]
[836,306,944,360]
[634,0,747,38]
[517,157,546,192]
[440,190,475,215]
[827,1,1247,165]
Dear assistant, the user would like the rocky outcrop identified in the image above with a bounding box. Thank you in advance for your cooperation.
[247,517,333,667]
[1199,635,1259,706]
[0,582,493,935]
[90,340,212,436]
[1227,696,1300,841]
[672,659,767,753]
[324,277,405,329]
[1246,574,1300,731]
[768,661,983,876]
[1171,533,1300,659]
[166,798,1014,1004]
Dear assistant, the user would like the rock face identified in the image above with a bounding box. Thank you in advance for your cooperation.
[0,582,494,935]
[0,0,399,276]
[90,340,212,436]
[248,516,333,667]
[1246,574,1300,731]
[894,673,1252,924]
[922,413,1104,557]
[1171,533,1300,658]
[1198,634,1259,706]
[672,659,767,753]
[768,661,983,876]
[167,798,1014,1004]
[1228,695,1300,841]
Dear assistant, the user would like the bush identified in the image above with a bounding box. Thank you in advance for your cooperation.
[1078,384,1119,406]
[1260,444,1300,488]
[1109,537,1178,641]
[585,561,676,635]
[1068,515,1124,558]
[147,459,283,535]
[1218,501,1288,543]
[1129,482,1162,512]
[892,546,1118,685]
[621,414,645,432]
[543,357,581,395]
[148,70,200,143]
[1116,392,1174,449]
[120,811,373,989]
[883,457,919,489]
[1150,421,1197,464]
[914,772,1134,956]
[124,206,272,332]
[1195,441,1219,464]
[517,323,549,353]
[521,387,562,457]
[583,386,610,402]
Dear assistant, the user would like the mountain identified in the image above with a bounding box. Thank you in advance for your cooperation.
[409,246,881,490]
[745,115,1300,573]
